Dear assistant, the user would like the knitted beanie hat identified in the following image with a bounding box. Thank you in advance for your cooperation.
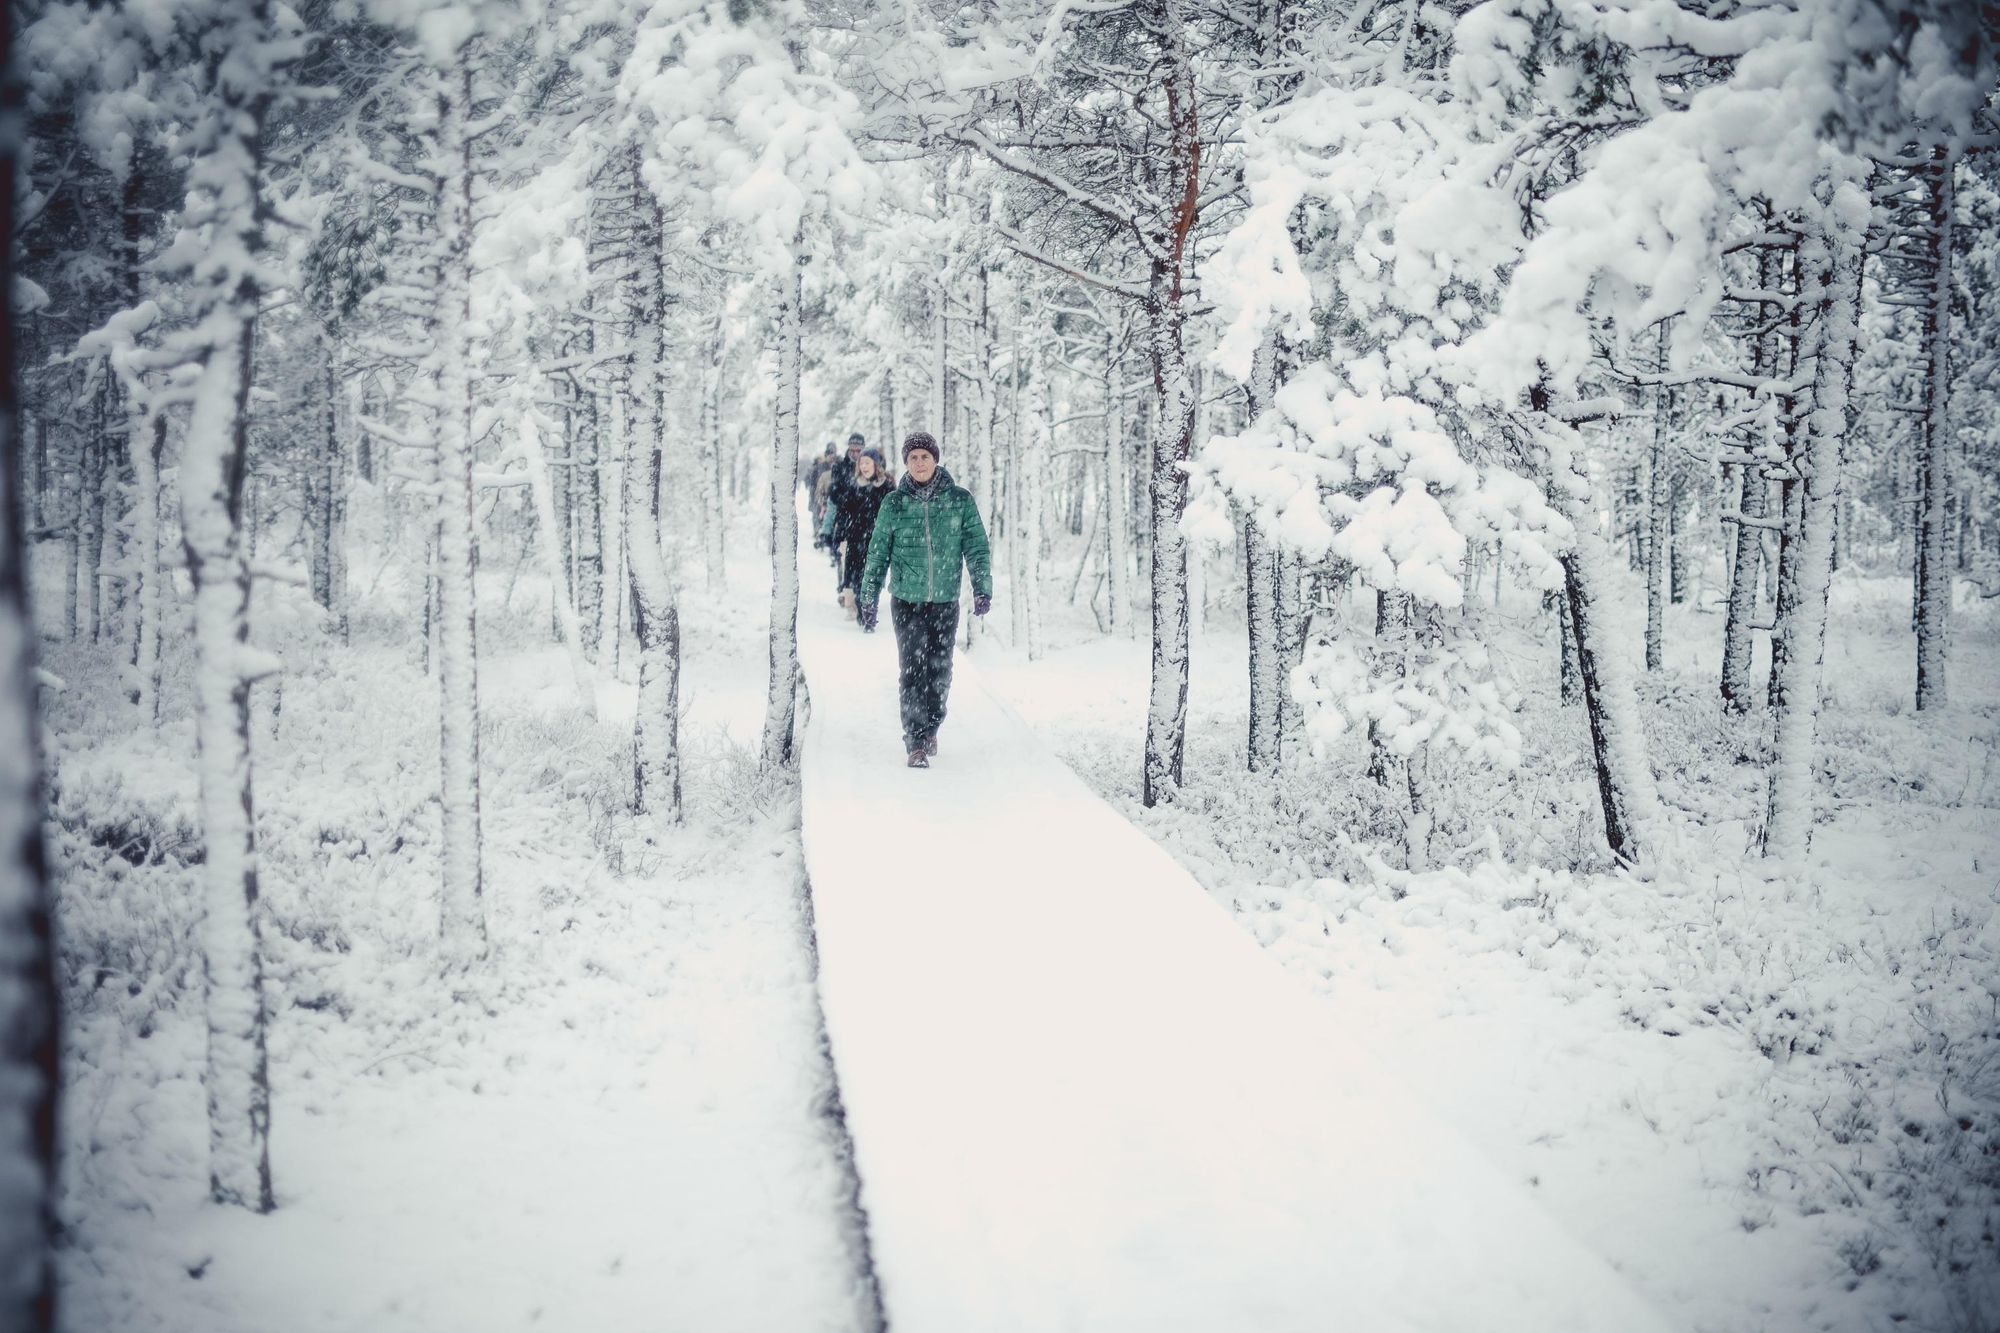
[903,431,939,461]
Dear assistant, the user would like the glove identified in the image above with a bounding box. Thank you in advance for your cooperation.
[859,602,878,632]
[973,593,991,618]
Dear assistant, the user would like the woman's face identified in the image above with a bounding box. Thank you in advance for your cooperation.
[857,455,877,481]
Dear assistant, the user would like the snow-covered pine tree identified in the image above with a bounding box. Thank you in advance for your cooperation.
[1020,298,1049,661]
[762,235,805,768]
[156,0,301,1210]
[859,0,1216,802]
[1243,330,1282,771]
[621,0,869,770]
[616,158,684,820]
[1762,197,1866,862]
[1719,233,1786,713]
[424,43,488,962]
[1884,147,1960,711]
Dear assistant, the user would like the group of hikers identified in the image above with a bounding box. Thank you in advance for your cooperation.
[802,431,993,769]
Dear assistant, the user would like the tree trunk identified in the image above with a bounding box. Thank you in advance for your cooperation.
[1021,312,1048,660]
[0,37,62,1312]
[521,399,597,715]
[574,343,603,660]
[1558,507,1662,865]
[761,242,804,770]
[968,264,998,649]
[1244,332,1281,771]
[929,218,948,437]
[432,52,486,964]
[59,417,76,641]
[309,354,339,616]
[1549,585,1582,706]
[1103,324,1130,638]
[598,385,625,674]
[625,201,683,820]
[1366,589,1409,787]
[1276,549,1306,750]
[80,407,104,642]
[1914,151,1954,711]
[1764,208,1863,863]
[1142,279,1195,806]
[877,364,895,455]
[698,318,725,592]
[176,4,285,1207]
[1140,10,1199,808]
[1720,460,1768,711]
[1645,327,1669,672]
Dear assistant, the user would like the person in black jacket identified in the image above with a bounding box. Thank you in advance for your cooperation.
[832,448,892,622]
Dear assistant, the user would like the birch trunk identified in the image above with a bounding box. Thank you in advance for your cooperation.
[1142,278,1194,806]
[1140,6,1199,807]
[760,243,804,769]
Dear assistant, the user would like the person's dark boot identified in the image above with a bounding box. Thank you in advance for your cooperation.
[906,749,929,769]
[923,733,938,759]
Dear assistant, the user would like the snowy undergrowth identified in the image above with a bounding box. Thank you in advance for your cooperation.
[43,571,868,1332]
[982,557,1999,1333]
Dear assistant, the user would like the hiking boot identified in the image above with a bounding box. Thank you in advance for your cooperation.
[906,750,929,769]
[922,734,939,758]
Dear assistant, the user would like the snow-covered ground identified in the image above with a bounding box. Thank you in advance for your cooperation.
[795,583,1675,1333]
[43,540,872,1332]
[977,557,2000,1333]
[38,495,1998,1333]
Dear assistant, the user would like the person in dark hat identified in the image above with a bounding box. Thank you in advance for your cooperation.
[830,448,893,621]
[856,432,993,768]
[822,432,869,575]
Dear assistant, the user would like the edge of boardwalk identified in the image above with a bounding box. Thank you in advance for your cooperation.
[794,696,890,1333]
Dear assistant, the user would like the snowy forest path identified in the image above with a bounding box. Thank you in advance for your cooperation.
[792,555,1680,1333]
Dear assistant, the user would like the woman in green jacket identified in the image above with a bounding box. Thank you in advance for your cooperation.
[857,433,994,767]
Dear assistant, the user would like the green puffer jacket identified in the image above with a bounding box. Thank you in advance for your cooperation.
[858,467,993,606]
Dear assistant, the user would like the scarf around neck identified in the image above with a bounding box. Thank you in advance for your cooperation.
[901,466,952,502]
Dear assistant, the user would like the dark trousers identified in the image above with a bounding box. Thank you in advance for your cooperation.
[840,533,869,593]
[891,598,960,751]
